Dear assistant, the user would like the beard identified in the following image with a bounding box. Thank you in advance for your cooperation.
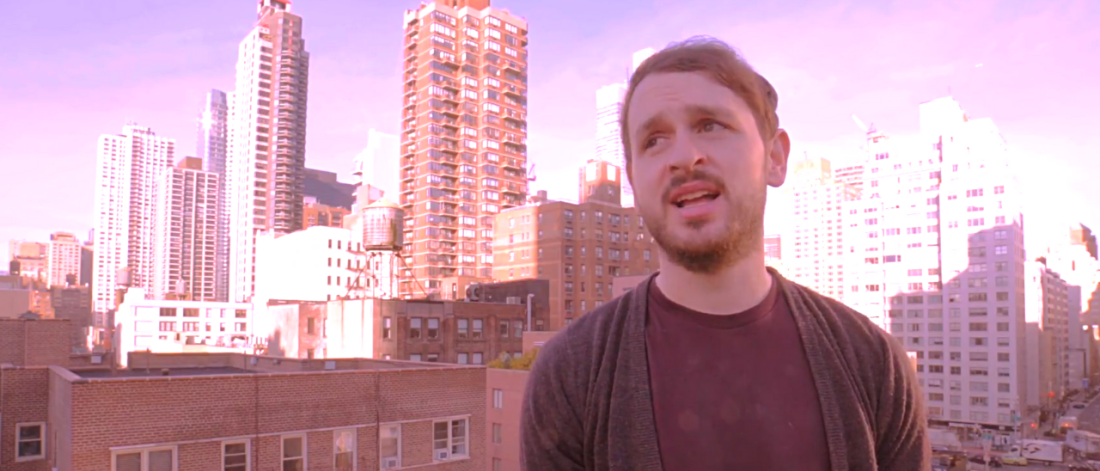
[641,169,767,275]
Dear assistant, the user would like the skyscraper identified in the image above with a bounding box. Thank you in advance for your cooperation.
[353,129,400,198]
[92,124,175,314]
[399,0,529,298]
[154,157,220,301]
[592,47,657,208]
[47,232,82,288]
[845,97,1026,432]
[782,156,859,302]
[226,0,310,302]
[197,89,230,301]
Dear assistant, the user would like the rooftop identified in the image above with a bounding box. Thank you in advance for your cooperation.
[76,366,253,379]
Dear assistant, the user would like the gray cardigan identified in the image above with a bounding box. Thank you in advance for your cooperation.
[520,270,930,470]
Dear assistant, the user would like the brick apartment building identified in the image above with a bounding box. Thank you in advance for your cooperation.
[1,318,489,471]
[485,330,556,471]
[493,160,659,329]
[267,297,527,366]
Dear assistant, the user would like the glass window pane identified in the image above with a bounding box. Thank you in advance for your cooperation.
[149,449,174,471]
[116,453,142,471]
[283,437,303,458]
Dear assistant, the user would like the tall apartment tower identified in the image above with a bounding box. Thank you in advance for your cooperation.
[591,47,657,209]
[844,97,1026,434]
[154,157,220,301]
[92,124,175,314]
[353,129,401,198]
[197,89,231,301]
[595,83,628,204]
[1023,259,1069,409]
[227,0,310,302]
[782,156,859,302]
[399,0,529,298]
[47,232,82,288]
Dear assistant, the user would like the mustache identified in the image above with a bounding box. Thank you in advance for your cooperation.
[662,170,728,202]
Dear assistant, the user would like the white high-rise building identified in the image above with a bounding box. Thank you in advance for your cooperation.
[92,124,175,314]
[353,129,399,198]
[845,97,1026,434]
[154,158,220,301]
[227,0,310,302]
[783,156,859,302]
[593,48,657,208]
[47,232,82,287]
[197,89,230,301]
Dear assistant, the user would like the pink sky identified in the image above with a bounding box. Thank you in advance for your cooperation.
[0,0,1096,260]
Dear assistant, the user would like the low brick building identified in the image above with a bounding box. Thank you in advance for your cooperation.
[1,318,490,471]
[485,330,557,471]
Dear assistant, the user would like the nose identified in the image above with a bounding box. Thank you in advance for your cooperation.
[666,133,706,175]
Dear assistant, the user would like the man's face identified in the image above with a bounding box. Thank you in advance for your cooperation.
[626,71,789,273]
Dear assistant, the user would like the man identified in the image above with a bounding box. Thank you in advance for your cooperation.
[520,37,929,471]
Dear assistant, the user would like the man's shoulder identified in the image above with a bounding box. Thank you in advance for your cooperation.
[535,289,638,368]
[781,279,898,358]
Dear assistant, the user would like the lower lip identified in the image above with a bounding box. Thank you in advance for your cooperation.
[674,198,720,221]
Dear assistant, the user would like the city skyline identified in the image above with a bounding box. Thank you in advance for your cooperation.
[2,0,1099,264]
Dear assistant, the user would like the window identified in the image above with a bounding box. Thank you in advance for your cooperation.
[493,423,503,444]
[282,435,305,471]
[473,319,484,338]
[381,424,401,469]
[112,446,176,471]
[410,354,422,362]
[410,318,422,338]
[223,441,249,471]
[334,429,356,471]
[457,352,469,364]
[16,422,45,461]
[473,352,483,364]
[307,317,315,335]
[458,318,468,338]
[493,388,504,408]
[428,318,440,339]
[499,321,509,338]
[383,317,392,339]
[433,418,469,460]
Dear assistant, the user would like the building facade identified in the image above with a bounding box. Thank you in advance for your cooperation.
[493,161,659,330]
[303,200,351,229]
[354,129,401,198]
[595,83,628,206]
[844,97,1027,433]
[197,88,231,302]
[399,0,530,298]
[1024,260,1070,409]
[47,232,82,288]
[111,287,257,368]
[227,0,310,302]
[783,156,859,301]
[154,157,220,301]
[93,124,175,314]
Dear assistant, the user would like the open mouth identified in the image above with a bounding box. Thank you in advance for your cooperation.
[673,190,719,208]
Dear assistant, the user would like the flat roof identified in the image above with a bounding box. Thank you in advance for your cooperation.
[76,367,255,379]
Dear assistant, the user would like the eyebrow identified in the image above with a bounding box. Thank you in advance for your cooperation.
[634,104,738,141]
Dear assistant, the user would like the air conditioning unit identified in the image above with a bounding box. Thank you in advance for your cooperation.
[435,449,450,461]
[382,457,399,469]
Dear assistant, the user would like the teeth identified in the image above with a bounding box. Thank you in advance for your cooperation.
[675,190,714,203]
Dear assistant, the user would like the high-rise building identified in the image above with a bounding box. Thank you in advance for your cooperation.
[591,47,658,209]
[354,129,400,198]
[399,0,529,298]
[8,240,48,282]
[197,89,231,301]
[494,160,659,330]
[92,124,175,314]
[783,157,859,301]
[47,232,82,288]
[226,0,310,302]
[154,157,220,301]
[844,97,1026,434]
[595,83,628,204]
[1023,259,1069,408]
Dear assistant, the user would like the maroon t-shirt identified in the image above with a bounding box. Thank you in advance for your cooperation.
[645,276,832,470]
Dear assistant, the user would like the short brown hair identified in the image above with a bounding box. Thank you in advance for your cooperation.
[619,37,780,170]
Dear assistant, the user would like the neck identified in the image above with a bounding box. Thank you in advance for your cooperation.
[654,250,773,315]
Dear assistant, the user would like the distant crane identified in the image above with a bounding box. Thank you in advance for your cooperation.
[527,163,537,182]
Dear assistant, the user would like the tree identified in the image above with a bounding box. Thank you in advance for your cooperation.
[487,348,540,370]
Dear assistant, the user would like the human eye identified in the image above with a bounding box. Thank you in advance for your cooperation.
[698,119,729,133]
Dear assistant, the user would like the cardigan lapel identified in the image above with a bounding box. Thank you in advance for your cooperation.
[610,272,664,470]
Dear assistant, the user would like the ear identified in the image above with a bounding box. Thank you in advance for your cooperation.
[765,128,790,188]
